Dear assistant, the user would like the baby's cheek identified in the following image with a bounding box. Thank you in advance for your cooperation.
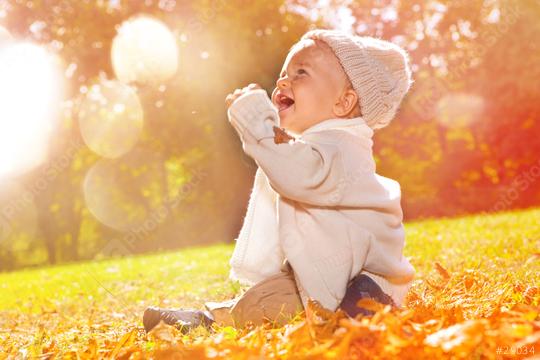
[270,88,279,103]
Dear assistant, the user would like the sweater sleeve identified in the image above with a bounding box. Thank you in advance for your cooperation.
[227,89,347,206]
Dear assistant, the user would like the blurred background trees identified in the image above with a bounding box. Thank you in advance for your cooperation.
[0,0,538,270]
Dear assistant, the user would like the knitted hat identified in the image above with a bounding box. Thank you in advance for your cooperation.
[301,29,413,130]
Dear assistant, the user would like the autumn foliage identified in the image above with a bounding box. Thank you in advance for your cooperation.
[1,259,538,359]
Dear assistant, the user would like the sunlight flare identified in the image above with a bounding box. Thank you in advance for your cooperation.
[0,180,38,245]
[0,42,63,178]
[83,149,166,232]
[78,79,144,158]
[111,15,179,85]
[436,93,485,128]
[0,26,12,47]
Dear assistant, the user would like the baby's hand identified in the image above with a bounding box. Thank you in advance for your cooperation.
[225,83,262,108]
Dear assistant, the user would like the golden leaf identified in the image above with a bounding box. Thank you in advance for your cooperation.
[434,262,451,280]
[109,329,136,359]
[424,319,488,353]
[148,321,177,344]
[512,330,540,349]
[356,298,386,313]
[273,126,295,144]
[500,322,534,339]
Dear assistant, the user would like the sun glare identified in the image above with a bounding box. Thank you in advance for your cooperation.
[0,42,63,178]
[111,15,179,86]
[0,25,12,46]
[436,93,485,128]
[78,79,144,159]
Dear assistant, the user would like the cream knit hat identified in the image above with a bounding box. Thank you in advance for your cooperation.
[301,29,413,130]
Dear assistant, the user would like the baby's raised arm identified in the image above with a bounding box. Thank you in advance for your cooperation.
[227,88,349,206]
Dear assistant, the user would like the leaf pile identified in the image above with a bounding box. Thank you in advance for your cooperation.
[1,262,538,359]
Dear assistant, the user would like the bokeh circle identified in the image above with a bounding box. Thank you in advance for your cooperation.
[78,79,144,159]
[83,148,168,232]
[111,15,179,85]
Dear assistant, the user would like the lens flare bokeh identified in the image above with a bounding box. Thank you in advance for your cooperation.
[0,180,38,246]
[0,26,12,47]
[0,42,63,178]
[83,148,167,232]
[111,15,179,86]
[78,79,144,159]
[436,93,485,128]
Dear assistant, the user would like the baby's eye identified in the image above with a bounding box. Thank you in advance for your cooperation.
[297,68,308,75]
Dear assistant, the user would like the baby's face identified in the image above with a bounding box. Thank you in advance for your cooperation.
[271,39,351,134]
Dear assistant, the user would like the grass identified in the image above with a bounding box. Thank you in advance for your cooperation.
[1,207,539,358]
[0,244,237,313]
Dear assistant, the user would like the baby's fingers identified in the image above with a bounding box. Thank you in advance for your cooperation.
[225,93,235,107]
[225,88,243,108]
[246,83,261,90]
[225,84,261,108]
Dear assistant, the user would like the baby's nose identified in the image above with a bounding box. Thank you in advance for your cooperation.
[276,77,290,89]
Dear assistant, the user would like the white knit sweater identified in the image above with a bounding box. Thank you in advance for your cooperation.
[227,89,416,311]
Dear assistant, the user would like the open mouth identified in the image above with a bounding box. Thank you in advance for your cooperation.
[276,93,295,112]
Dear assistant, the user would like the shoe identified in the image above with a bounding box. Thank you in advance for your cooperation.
[143,306,215,333]
[338,274,397,318]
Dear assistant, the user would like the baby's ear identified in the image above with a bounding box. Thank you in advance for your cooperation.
[333,88,359,118]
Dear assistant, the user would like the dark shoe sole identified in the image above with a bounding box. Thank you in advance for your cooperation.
[143,306,215,334]
[338,274,396,318]
[143,306,162,333]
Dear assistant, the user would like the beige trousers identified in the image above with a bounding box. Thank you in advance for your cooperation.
[204,262,304,328]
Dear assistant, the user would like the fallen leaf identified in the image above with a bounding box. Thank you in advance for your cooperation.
[434,262,451,280]
[424,319,488,353]
[356,298,387,313]
[109,329,136,359]
[273,126,295,144]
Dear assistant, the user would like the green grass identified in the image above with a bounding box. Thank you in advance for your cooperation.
[0,244,239,313]
[1,207,539,313]
[0,207,539,352]
[405,207,540,283]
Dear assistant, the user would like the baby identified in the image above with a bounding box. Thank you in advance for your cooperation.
[143,29,416,333]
